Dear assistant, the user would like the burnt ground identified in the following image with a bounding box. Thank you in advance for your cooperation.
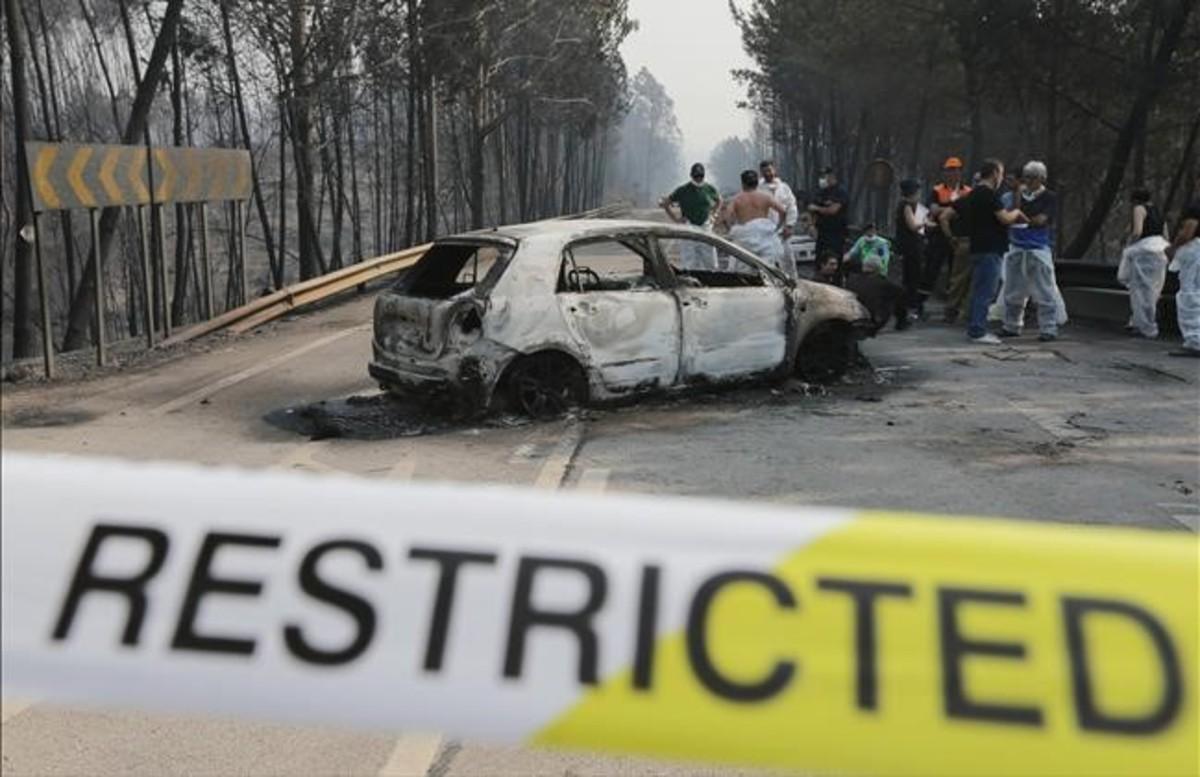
[260,358,890,442]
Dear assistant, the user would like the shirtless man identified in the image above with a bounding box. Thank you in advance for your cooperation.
[721,169,788,270]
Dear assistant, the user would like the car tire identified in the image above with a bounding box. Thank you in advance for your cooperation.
[504,353,587,419]
[796,323,856,384]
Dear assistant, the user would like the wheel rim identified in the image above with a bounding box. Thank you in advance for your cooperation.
[512,360,576,418]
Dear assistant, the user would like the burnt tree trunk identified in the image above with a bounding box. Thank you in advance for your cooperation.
[1063,0,1195,259]
[61,0,185,352]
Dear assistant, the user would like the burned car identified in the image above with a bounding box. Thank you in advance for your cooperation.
[370,220,871,417]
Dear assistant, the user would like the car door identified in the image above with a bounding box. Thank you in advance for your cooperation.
[658,235,789,381]
[555,236,682,392]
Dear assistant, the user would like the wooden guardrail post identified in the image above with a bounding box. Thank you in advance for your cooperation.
[31,213,55,379]
[199,203,213,320]
[89,208,105,366]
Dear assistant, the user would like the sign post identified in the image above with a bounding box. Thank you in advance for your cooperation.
[23,142,252,377]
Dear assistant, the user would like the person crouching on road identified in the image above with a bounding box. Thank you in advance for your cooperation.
[814,253,842,286]
[1117,188,1170,340]
[939,159,1028,344]
[1167,180,1200,358]
[721,169,789,271]
[996,161,1064,342]
[843,224,910,333]
[660,163,722,270]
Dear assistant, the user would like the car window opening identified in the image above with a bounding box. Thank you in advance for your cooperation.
[399,243,513,299]
[557,238,663,294]
[659,237,768,289]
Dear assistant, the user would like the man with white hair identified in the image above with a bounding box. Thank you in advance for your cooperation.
[997,161,1063,341]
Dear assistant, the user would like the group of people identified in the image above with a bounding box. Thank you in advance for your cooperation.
[1118,186,1200,359]
[659,155,1200,357]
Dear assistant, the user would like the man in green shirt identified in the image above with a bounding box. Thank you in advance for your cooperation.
[660,163,722,270]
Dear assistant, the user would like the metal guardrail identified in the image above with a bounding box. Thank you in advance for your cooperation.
[161,203,630,346]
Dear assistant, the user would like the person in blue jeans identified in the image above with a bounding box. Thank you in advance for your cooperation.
[938,159,1028,343]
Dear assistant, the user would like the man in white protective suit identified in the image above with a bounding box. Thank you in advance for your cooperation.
[1118,188,1171,340]
[995,161,1067,342]
[721,169,789,272]
[757,160,799,276]
[1167,179,1200,358]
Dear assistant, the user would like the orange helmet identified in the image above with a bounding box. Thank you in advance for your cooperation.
[943,156,964,170]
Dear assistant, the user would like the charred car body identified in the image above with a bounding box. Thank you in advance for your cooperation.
[370,220,871,417]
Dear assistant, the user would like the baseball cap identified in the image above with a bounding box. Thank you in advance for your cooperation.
[690,163,705,178]
[943,156,964,170]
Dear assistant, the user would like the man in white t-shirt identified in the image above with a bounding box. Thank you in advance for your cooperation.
[757,160,798,276]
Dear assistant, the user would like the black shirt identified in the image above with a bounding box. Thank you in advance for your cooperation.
[953,184,1009,255]
[894,201,922,257]
[815,185,849,236]
[1137,204,1165,240]
[1180,200,1200,224]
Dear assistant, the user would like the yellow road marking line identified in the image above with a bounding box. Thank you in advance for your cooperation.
[387,460,416,480]
[533,421,585,490]
[149,326,367,416]
[377,732,443,777]
[576,467,610,493]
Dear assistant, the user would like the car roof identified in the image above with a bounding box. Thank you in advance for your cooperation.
[455,219,707,242]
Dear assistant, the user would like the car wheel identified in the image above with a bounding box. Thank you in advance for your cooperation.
[505,354,587,419]
[797,323,856,384]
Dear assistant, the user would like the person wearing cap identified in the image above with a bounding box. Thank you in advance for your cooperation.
[808,167,850,269]
[922,157,973,322]
[661,163,722,270]
[758,160,799,276]
[895,178,926,322]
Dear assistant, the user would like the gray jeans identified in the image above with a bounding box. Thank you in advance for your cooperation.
[1003,250,1059,336]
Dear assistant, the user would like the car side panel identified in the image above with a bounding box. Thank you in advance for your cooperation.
[556,290,681,391]
[676,287,790,380]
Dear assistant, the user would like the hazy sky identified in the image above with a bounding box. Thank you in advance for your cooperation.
[620,0,754,166]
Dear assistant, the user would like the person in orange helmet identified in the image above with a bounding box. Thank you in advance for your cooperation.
[920,156,973,322]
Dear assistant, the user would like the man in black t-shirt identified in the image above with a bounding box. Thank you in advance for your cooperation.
[939,159,1027,343]
[1168,180,1200,357]
[808,166,849,263]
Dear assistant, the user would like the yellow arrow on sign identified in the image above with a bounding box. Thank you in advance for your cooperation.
[128,148,149,203]
[67,147,97,208]
[154,147,177,202]
[33,146,61,210]
[98,148,124,203]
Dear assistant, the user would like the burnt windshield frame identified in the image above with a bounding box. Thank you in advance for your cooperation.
[393,238,517,299]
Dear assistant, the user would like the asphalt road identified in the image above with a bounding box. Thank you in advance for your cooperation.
[2,285,1198,776]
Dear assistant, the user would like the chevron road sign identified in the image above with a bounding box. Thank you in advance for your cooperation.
[24,143,252,212]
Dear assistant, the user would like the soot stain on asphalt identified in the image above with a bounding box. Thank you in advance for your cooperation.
[264,393,534,441]
[4,408,98,428]
[264,355,908,442]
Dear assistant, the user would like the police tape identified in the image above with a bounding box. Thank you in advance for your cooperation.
[1,453,1196,776]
